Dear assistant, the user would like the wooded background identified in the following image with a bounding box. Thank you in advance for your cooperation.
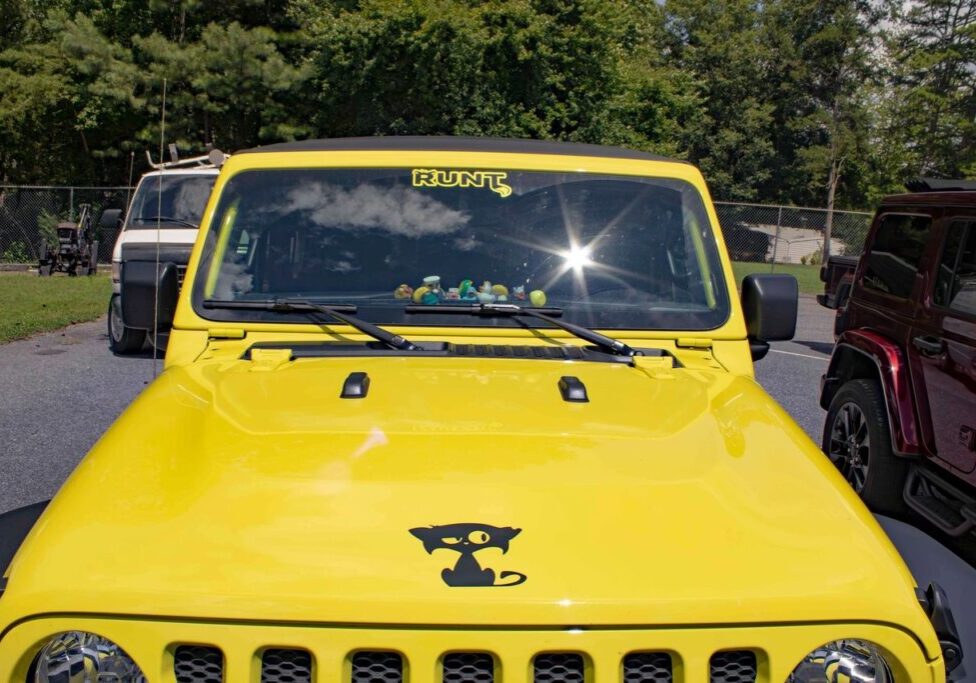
[2,0,974,212]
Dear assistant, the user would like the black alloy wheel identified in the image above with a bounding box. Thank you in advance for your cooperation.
[822,378,907,514]
[827,400,871,492]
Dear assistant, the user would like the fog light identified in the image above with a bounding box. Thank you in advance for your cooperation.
[788,640,892,682]
[32,631,146,682]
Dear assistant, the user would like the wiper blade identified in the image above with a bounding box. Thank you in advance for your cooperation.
[204,298,419,351]
[134,215,198,228]
[404,303,637,357]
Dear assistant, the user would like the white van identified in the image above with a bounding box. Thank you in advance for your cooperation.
[104,152,223,353]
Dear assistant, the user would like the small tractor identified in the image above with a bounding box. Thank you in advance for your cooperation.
[37,204,99,276]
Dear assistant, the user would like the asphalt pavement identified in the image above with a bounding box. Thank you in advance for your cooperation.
[0,319,162,512]
[756,294,834,443]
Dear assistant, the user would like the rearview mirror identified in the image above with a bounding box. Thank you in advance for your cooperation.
[120,260,179,332]
[99,208,122,230]
[741,273,798,361]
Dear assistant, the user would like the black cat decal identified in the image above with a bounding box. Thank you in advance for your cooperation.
[409,523,527,587]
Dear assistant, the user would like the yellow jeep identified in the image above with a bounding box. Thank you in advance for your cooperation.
[0,138,961,682]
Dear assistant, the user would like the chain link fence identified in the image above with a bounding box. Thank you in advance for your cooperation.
[0,186,132,264]
[1,187,873,268]
[714,201,873,267]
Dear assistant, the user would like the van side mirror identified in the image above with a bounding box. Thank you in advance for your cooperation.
[741,273,798,361]
[120,260,179,332]
[99,208,123,230]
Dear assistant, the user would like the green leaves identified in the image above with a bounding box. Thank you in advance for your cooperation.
[2,0,975,209]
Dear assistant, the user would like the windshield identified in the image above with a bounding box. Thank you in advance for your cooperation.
[192,167,730,330]
[126,174,215,229]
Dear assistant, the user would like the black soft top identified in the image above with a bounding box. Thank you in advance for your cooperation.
[238,136,684,164]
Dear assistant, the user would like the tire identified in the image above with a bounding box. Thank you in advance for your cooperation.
[823,378,908,515]
[108,294,145,354]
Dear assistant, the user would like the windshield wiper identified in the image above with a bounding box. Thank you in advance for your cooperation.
[203,298,419,351]
[134,215,198,228]
[404,303,637,357]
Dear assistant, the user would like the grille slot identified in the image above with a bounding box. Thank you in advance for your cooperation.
[710,650,757,683]
[262,648,312,683]
[174,645,224,683]
[534,653,584,683]
[176,265,187,287]
[623,652,673,683]
[351,651,403,683]
[443,653,494,683]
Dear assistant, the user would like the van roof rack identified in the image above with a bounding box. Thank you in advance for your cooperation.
[145,147,228,171]
[905,177,976,193]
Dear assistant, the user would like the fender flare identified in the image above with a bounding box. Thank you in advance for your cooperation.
[820,329,921,456]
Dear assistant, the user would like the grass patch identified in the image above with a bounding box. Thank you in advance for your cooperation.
[731,261,822,294]
[0,272,112,344]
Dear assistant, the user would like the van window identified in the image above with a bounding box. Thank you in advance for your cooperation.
[862,214,931,298]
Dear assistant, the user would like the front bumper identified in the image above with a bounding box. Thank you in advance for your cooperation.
[0,617,944,682]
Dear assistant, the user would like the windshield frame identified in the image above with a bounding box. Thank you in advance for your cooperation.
[188,160,733,334]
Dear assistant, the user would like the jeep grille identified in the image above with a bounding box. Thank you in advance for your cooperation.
[174,645,224,683]
[710,650,758,683]
[623,652,673,682]
[534,653,585,683]
[351,651,404,683]
[262,648,313,683]
[444,653,494,683]
[169,646,760,683]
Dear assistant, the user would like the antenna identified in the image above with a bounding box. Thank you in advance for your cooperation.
[124,151,135,210]
[152,78,167,380]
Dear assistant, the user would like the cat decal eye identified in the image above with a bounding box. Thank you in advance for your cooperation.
[409,523,527,587]
[411,169,513,197]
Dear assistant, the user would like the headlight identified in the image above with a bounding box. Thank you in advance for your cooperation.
[31,631,146,682]
[788,640,892,683]
[111,261,121,283]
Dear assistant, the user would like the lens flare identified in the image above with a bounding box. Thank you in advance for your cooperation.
[563,245,593,271]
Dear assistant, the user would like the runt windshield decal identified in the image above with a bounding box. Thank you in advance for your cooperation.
[410,523,527,587]
[411,169,512,197]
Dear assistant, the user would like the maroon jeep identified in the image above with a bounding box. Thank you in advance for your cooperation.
[820,179,976,542]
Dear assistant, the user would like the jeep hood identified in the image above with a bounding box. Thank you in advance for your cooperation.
[5,355,923,629]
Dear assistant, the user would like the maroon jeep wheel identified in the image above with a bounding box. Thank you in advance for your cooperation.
[823,379,908,515]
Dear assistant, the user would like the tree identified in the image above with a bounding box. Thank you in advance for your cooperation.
[762,0,884,221]
[890,0,976,178]
[660,0,777,201]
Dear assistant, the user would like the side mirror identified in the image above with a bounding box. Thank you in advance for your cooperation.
[741,273,798,361]
[120,260,179,332]
[99,208,122,230]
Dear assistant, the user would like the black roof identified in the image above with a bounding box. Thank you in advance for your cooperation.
[904,177,976,193]
[238,136,684,164]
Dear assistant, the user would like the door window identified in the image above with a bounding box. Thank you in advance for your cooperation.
[943,224,976,317]
[862,214,931,298]
[934,222,966,307]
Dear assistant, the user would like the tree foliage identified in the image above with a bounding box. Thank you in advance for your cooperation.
[1,0,975,210]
